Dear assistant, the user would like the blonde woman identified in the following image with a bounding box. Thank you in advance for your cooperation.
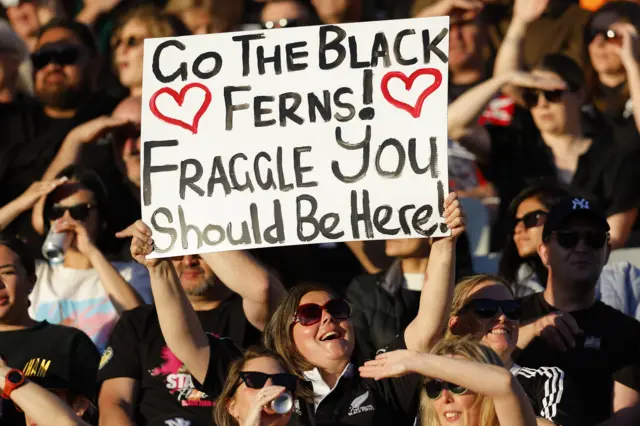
[110,5,189,96]
[359,336,536,426]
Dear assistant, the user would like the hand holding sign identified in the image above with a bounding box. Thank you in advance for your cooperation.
[141,17,450,257]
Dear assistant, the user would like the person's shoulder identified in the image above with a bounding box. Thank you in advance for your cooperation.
[594,300,640,330]
[517,291,543,306]
[346,272,385,296]
[36,322,97,350]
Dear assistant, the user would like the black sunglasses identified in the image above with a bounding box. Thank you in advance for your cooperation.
[425,380,468,400]
[522,89,566,108]
[551,230,609,250]
[232,372,297,395]
[261,18,304,30]
[111,35,145,50]
[48,204,97,221]
[31,45,83,70]
[514,210,548,230]
[457,298,522,321]
[587,28,622,45]
[292,299,351,326]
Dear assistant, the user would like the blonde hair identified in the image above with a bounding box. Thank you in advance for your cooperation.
[445,274,514,340]
[111,5,185,48]
[420,336,503,426]
[214,347,295,426]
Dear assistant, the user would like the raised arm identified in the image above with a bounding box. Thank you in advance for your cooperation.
[0,364,89,426]
[360,350,536,426]
[493,0,548,83]
[200,251,287,331]
[414,0,483,18]
[121,221,210,384]
[448,71,567,160]
[403,193,464,353]
[32,116,130,235]
[0,178,67,231]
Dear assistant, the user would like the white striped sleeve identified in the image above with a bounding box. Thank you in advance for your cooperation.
[518,366,565,421]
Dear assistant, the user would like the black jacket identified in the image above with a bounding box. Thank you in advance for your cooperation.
[345,239,472,359]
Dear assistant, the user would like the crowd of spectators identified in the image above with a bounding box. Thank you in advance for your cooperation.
[1,0,640,425]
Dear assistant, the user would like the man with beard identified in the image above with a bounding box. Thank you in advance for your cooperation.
[97,250,286,426]
[0,18,119,254]
[515,195,640,424]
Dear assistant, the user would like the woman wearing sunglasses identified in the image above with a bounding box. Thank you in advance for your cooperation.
[258,193,464,425]
[583,1,640,150]
[499,183,569,297]
[359,336,536,426]
[1,166,151,351]
[110,5,189,96]
[441,274,581,425]
[215,347,302,426]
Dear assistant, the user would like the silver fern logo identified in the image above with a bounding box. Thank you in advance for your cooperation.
[348,391,374,416]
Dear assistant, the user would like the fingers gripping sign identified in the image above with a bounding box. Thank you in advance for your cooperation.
[116,220,159,268]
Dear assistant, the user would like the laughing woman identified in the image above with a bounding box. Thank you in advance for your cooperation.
[261,193,465,425]
[359,336,537,426]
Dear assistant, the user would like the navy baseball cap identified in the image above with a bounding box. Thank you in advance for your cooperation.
[542,196,610,241]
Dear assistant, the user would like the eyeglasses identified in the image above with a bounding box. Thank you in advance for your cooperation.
[552,230,609,250]
[232,372,297,395]
[292,299,352,326]
[587,28,622,45]
[457,298,522,321]
[111,35,145,50]
[425,380,468,400]
[261,18,304,30]
[48,204,97,221]
[31,45,83,70]
[514,210,548,230]
[522,89,566,108]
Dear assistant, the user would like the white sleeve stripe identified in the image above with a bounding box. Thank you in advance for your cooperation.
[538,367,564,420]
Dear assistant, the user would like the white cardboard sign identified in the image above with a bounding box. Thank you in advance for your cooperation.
[141,17,450,257]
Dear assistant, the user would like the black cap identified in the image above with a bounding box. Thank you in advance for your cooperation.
[542,196,610,241]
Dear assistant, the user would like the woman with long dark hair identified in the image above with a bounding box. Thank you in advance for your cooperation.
[498,183,568,296]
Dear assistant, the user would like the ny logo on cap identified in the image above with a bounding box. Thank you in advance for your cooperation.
[572,198,589,210]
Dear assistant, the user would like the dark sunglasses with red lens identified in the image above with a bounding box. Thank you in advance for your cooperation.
[292,299,352,326]
[522,89,566,108]
[514,210,548,231]
[31,45,83,70]
[457,298,522,321]
[47,204,97,221]
[551,230,609,250]
[231,372,297,396]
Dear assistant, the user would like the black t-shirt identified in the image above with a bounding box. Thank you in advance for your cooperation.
[198,334,421,426]
[485,110,640,249]
[97,295,261,426]
[0,321,99,426]
[515,292,640,424]
[511,364,583,425]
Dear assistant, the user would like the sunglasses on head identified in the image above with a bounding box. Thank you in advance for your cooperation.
[457,298,522,321]
[261,18,303,30]
[48,203,97,221]
[551,230,609,250]
[111,35,145,50]
[514,210,548,231]
[587,28,622,45]
[292,298,351,326]
[233,372,297,395]
[31,45,83,70]
[522,89,566,108]
[425,380,468,400]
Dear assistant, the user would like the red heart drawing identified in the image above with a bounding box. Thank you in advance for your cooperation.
[149,82,212,134]
[381,68,443,118]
